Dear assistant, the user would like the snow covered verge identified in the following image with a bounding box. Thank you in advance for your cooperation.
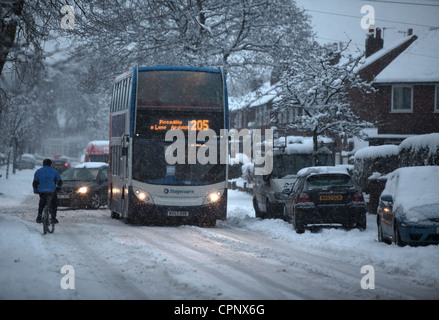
[1,166,438,300]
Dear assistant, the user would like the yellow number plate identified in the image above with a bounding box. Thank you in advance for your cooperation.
[320,195,343,201]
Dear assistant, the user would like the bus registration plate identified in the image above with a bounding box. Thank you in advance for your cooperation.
[167,210,189,217]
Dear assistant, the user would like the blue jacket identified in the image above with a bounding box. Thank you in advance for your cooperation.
[33,165,62,194]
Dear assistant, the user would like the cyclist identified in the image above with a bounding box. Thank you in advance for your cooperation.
[32,159,63,224]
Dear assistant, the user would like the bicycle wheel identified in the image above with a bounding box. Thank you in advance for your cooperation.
[42,205,49,235]
[42,205,55,235]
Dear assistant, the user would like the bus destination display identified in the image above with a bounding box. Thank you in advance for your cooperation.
[149,119,210,131]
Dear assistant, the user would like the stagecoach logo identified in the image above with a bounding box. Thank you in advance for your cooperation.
[163,188,195,195]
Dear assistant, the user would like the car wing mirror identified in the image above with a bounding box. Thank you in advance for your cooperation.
[380,194,393,202]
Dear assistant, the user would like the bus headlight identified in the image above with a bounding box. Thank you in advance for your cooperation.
[204,190,223,204]
[77,186,88,194]
[134,188,153,204]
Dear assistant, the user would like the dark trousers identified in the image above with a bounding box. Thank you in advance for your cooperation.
[38,193,58,218]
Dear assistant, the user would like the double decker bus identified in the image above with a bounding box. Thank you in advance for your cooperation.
[108,65,229,226]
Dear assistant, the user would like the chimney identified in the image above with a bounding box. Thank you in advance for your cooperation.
[365,26,384,57]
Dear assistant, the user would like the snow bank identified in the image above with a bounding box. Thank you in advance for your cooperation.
[0,167,35,207]
[74,162,108,168]
[277,135,333,154]
[297,166,350,177]
[399,133,439,155]
[354,145,399,160]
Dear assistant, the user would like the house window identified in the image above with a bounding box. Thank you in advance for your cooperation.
[392,85,413,112]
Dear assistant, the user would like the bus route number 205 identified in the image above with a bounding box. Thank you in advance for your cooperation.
[190,119,209,131]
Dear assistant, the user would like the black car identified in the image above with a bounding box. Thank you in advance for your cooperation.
[57,163,108,209]
[282,166,367,233]
[52,159,71,174]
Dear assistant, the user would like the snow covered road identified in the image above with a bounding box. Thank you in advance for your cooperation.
[1,168,438,300]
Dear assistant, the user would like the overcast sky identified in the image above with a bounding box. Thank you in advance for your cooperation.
[294,0,439,52]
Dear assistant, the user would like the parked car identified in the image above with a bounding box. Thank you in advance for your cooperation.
[377,166,439,246]
[57,162,108,209]
[18,154,36,170]
[52,158,71,174]
[33,154,46,165]
[282,166,367,233]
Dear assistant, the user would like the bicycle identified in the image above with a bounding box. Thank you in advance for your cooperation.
[42,193,55,235]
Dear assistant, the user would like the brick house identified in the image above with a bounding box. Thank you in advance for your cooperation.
[230,27,439,153]
[351,27,439,145]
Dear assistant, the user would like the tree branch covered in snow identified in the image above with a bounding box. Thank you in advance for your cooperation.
[65,0,315,93]
[274,44,374,162]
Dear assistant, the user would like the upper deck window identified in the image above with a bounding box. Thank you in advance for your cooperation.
[137,70,223,109]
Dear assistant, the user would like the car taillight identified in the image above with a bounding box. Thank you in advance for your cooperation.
[353,191,364,202]
[297,192,312,203]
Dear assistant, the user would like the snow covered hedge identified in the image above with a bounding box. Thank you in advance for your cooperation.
[352,145,399,191]
[353,133,439,192]
[398,133,439,167]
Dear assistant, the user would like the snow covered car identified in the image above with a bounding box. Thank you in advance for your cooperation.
[57,162,108,209]
[18,154,36,170]
[282,166,367,233]
[377,166,439,246]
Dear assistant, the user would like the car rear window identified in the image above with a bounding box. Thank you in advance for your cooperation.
[61,168,100,181]
[306,174,354,189]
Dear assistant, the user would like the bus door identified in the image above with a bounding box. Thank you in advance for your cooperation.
[121,134,130,217]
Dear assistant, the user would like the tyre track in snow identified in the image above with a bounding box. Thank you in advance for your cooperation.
[124,221,438,300]
[54,219,152,299]
[18,208,151,299]
[209,223,439,300]
[121,224,392,299]
[124,225,317,299]
[4,205,438,299]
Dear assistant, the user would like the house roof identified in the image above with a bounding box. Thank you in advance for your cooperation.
[374,28,439,83]
[357,34,416,72]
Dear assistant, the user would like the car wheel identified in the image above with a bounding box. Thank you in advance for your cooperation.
[253,197,263,218]
[89,193,101,209]
[265,199,278,219]
[394,222,406,247]
[293,211,305,234]
[357,214,367,231]
[377,220,390,244]
[282,205,291,222]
